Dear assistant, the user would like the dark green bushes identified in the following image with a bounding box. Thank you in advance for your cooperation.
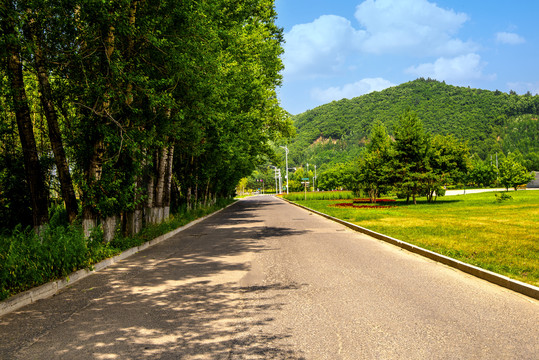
[1,225,89,300]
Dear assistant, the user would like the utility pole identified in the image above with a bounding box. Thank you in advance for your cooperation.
[312,165,315,192]
[280,146,289,194]
[306,163,309,192]
[273,166,278,194]
[279,169,283,194]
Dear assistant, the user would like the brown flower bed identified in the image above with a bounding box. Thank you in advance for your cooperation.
[330,202,396,209]
[352,198,396,203]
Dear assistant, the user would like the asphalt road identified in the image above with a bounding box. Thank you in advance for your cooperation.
[0,196,537,359]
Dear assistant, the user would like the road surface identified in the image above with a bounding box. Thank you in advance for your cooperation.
[0,196,537,359]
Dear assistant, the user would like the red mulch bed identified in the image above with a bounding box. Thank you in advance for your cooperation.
[330,202,396,209]
[352,198,396,203]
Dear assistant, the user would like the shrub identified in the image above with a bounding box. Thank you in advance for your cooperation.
[494,192,513,202]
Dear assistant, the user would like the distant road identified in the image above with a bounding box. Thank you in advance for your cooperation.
[1,196,537,359]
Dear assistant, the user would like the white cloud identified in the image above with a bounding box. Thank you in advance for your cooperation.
[496,32,525,45]
[405,53,495,84]
[283,15,366,77]
[355,0,476,56]
[311,78,395,103]
[507,82,539,95]
[282,0,477,78]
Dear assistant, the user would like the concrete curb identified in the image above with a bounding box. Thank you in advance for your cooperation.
[0,201,237,318]
[281,198,539,300]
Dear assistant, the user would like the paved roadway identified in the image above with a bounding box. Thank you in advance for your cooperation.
[0,196,537,359]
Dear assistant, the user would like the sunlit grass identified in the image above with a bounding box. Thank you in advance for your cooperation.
[293,191,539,286]
[282,191,355,201]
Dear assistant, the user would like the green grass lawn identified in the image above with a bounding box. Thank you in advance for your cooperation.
[287,191,539,286]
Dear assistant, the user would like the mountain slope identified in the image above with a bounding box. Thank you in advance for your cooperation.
[287,78,539,169]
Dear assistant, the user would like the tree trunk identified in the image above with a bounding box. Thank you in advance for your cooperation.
[187,187,192,210]
[153,146,168,223]
[194,177,198,209]
[102,214,119,242]
[204,179,210,207]
[145,152,156,224]
[125,171,143,236]
[125,0,138,106]
[1,4,49,229]
[163,146,174,220]
[82,137,105,237]
[25,19,78,223]
[83,21,116,236]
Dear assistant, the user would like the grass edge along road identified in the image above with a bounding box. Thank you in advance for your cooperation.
[282,191,539,287]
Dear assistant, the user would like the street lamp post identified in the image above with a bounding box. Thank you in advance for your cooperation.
[306,163,309,192]
[280,146,289,194]
[314,164,317,192]
[271,166,278,194]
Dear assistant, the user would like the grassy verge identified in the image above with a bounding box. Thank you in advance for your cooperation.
[287,191,539,286]
[282,191,355,201]
[0,199,234,301]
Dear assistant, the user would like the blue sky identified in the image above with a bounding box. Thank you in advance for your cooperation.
[274,0,539,114]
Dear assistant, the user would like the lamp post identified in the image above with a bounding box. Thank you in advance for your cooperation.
[314,164,317,192]
[270,166,277,194]
[306,163,310,192]
[280,145,289,194]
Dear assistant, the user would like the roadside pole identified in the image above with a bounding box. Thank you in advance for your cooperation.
[302,177,309,200]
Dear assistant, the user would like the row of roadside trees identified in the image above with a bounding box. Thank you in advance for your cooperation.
[0,0,293,235]
[316,110,534,203]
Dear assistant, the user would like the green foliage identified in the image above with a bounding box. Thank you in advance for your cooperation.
[499,115,539,170]
[0,151,32,229]
[423,134,470,201]
[288,78,539,169]
[1,0,290,230]
[498,153,535,191]
[307,111,470,203]
[356,120,392,202]
[494,192,512,202]
[467,156,498,187]
[317,162,358,191]
[282,191,354,202]
[391,109,429,204]
[0,224,91,300]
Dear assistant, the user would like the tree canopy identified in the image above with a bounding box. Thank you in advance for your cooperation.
[0,0,292,232]
[288,78,539,172]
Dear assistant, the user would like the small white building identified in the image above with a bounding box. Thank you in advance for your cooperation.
[527,171,539,188]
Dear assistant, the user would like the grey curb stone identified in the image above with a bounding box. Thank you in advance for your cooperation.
[282,197,539,300]
[0,201,236,318]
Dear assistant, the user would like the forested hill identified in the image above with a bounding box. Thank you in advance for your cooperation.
[288,78,539,169]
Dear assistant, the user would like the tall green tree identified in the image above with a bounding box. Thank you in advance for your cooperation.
[22,1,79,223]
[467,156,498,187]
[424,134,469,201]
[1,0,49,229]
[357,120,392,203]
[498,153,534,191]
[391,109,429,204]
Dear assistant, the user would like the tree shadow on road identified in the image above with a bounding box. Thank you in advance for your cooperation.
[0,197,308,359]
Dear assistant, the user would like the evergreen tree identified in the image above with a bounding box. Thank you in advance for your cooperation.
[391,109,428,204]
[357,120,392,203]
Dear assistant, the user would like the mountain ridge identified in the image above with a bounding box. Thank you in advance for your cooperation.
[286,78,539,170]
